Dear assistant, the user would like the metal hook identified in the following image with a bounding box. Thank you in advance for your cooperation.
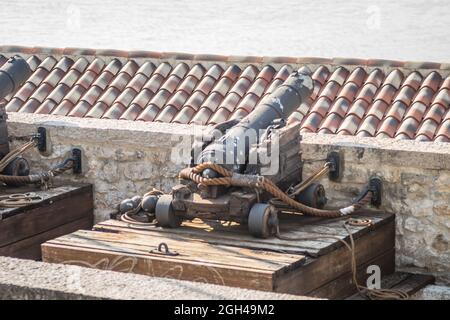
[149,242,179,256]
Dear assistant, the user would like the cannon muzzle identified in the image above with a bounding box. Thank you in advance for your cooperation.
[0,56,31,100]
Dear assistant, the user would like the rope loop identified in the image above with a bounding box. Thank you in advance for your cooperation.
[180,162,373,218]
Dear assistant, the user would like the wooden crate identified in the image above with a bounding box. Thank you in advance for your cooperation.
[0,183,93,260]
[42,211,394,299]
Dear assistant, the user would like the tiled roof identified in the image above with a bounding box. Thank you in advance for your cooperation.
[1,46,450,143]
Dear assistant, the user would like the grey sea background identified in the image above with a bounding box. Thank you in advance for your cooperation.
[0,0,449,62]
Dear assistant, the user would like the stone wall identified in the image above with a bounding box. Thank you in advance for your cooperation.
[6,113,450,285]
[7,113,203,222]
[300,133,450,285]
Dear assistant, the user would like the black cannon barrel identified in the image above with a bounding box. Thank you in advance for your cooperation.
[0,56,31,100]
[197,69,313,174]
[0,56,32,159]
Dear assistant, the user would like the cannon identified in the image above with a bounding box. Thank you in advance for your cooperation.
[118,68,382,237]
[0,57,81,188]
[0,56,32,177]
[150,69,327,237]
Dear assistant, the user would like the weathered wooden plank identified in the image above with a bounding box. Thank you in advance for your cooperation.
[273,219,395,295]
[0,216,92,260]
[0,184,92,219]
[347,272,411,300]
[0,185,93,248]
[47,228,304,271]
[309,248,395,299]
[346,272,435,300]
[95,219,333,256]
[390,274,435,296]
[95,211,393,257]
[42,242,276,291]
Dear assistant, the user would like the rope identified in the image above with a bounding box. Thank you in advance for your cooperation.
[118,189,163,229]
[0,158,75,186]
[0,192,43,207]
[275,219,409,300]
[180,162,372,218]
[288,163,330,197]
[0,139,37,172]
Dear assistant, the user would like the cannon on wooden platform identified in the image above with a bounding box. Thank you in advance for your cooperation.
[119,68,381,238]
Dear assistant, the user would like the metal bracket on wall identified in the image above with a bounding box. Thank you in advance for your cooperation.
[71,148,82,174]
[37,127,47,152]
[326,151,342,181]
[369,176,383,207]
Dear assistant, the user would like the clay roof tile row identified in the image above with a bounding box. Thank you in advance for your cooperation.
[1,47,450,142]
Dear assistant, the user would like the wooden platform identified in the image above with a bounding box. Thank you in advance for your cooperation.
[42,211,395,299]
[0,183,93,260]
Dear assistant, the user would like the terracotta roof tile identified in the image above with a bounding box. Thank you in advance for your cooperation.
[318,113,344,134]
[231,77,252,97]
[374,85,397,104]
[365,69,385,87]
[264,78,284,97]
[3,47,450,142]
[212,77,234,97]
[416,119,439,141]
[222,65,242,81]
[310,96,332,117]
[130,89,154,110]
[26,55,41,71]
[172,106,196,124]
[377,117,400,138]
[357,115,380,137]
[396,117,420,139]
[18,98,40,113]
[240,65,259,82]
[328,66,349,86]
[422,71,442,91]
[338,82,359,102]
[412,87,434,107]
[143,73,166,93]
[208,107,231,125]
[319,81,341,101]
[136,104,160,121]
[431,88,450,109]
[394,86,416,106]
[35,99,57,114]
[423,104,446,123]
[355,83,378,104]
[440,76,450,90]
[236,93,259,113]
[155,105,178,122]
[229,108,249,121]
[311,65,330,85]
[301,112,323,133]
[337,114,362,135]
[346,67,367,87]
[120,104,143,121]
[384,69,404,89]
[190,107,213,125]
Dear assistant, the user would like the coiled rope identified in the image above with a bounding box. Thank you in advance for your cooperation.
[0,192,44,208]
[179,162,372,218]
[119,189,164,229]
